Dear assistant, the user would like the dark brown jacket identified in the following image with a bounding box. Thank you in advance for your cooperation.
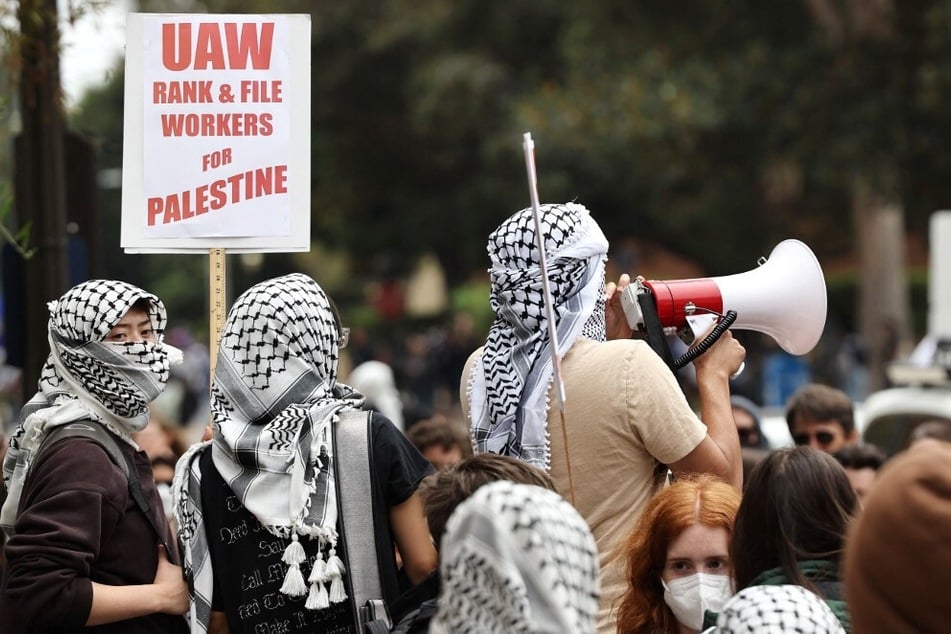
[0,433,186,633]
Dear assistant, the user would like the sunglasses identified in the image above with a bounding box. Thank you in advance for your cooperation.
[737,427,758,443]
[793,430,836,447]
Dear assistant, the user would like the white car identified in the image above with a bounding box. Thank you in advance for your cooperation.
[860,364,951,455]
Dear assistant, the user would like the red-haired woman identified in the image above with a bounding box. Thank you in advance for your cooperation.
[615,474,741,633]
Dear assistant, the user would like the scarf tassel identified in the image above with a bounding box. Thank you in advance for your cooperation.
[325,549,345,575]
[282,533,307,565]
[279,534,308,597]
[277,537,347,607]
[329,575,347,603]
[306,579,330,610]
[325,548,347,604]
[308,553,327,583]
[280,562,308,597]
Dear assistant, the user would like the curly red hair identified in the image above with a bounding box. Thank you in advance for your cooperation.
[615,474,741,633]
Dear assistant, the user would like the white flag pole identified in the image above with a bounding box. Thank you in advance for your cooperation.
[522,132,575,504]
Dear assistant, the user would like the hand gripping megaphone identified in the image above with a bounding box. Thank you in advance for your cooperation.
[620,239,828,371]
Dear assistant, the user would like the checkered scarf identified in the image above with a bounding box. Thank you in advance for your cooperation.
[1,279,173,536]
[173,273,362,634]
[430,480,601,634]
[467,202,608,470]
[716,585,846,633]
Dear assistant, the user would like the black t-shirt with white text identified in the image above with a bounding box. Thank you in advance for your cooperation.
[199,412,433,634]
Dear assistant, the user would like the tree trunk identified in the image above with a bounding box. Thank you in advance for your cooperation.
[15,0,69,396]
[851,175,911,394]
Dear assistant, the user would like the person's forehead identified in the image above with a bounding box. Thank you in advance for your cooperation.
[733,409,756,426]
[793,418,846,434]
[115,306,152,324]
[666,523,730,558]
[846,467,877,491]
[846,466,877,480]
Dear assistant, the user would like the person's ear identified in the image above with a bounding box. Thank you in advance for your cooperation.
[846,427,859,444]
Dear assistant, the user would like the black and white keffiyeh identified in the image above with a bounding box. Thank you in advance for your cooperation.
[715,585,846,633]
[1,279,174,536]
[173,273,362,634]
[430,480,601,634]
[467,202,608,470]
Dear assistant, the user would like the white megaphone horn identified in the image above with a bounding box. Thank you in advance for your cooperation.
[620,239,828,359]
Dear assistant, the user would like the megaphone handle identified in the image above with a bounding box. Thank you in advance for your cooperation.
[673,310,738,370]
[636,288,677,372]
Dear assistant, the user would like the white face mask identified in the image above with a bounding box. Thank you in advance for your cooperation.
[662,573,734,631]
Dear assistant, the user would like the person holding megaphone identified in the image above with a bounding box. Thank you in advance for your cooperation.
[460,202,747,634]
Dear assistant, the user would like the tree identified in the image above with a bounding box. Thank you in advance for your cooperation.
[67,1,951,396]
[11,0,69,393]
[519,1,951,392]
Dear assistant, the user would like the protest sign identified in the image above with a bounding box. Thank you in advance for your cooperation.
[121,13,310,252]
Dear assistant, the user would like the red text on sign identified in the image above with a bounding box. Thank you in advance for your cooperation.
[240,80,282,103]
[147,164,288,226]
[153,81,214,104]
[203,148,233,171]
[162,22,275,71]
[160,113,273,137]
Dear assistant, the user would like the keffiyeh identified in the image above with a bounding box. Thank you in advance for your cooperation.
[716,585,846,634]
[468,202,608,470]
[430,480,601,634]
[173,273,362,634]
[1,279,174,536]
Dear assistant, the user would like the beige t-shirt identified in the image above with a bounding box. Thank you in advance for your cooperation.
[461,338,707,634]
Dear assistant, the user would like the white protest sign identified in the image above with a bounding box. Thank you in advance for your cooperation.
[121,13,311,253]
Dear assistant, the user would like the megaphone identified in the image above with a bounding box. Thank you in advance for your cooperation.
[620,239,827,367]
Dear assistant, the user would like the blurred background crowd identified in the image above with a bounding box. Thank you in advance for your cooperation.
[2,0,951,498]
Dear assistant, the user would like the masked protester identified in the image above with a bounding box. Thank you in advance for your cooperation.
[717,585,845,634]
[173,273,437,634]
[0,280,189,633]
[616,474,740,633]
[461,202,746,632]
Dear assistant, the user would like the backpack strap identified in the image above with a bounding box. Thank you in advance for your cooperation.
[34,422,171,552]
[333,409,391,632]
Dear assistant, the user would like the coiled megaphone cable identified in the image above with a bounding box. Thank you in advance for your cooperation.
[673,310,738,370]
